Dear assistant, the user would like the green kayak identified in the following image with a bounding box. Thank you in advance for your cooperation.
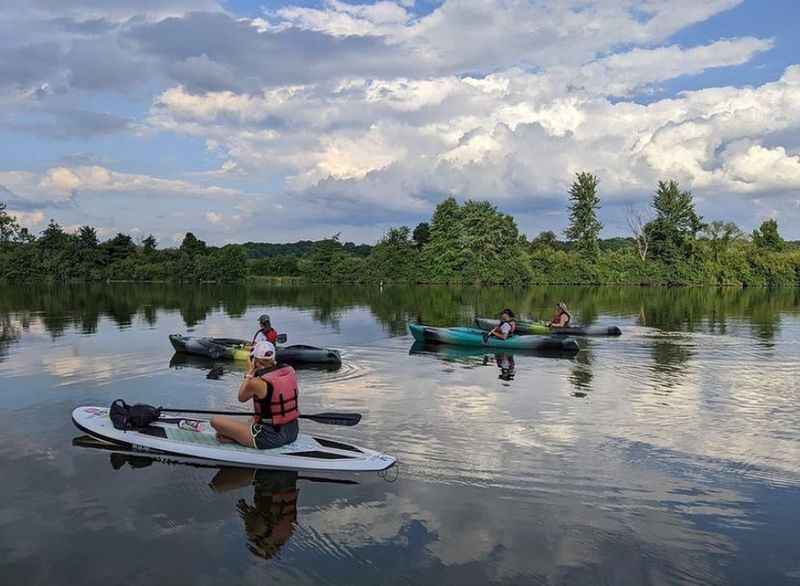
[408,324,579,353]
[474,317,622,337]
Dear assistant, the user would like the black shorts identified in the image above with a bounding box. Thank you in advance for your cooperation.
[251,419,299,450]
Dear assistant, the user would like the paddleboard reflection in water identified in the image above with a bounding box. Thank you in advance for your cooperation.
[72,436,361,561]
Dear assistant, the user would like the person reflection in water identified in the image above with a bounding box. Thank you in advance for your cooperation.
[481,352,516,381]
[496,353,515,381]
[209,467,299,560]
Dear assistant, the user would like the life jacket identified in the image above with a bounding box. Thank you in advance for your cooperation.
[495,320,516,337]
[253,365,300,426]
[252,327,278,345]
[552,310,571,326]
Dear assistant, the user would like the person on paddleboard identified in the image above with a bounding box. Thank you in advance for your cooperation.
[253,314,279,345]
[547,302,572,328]
[210,341,300,449]
[484,309,517,341]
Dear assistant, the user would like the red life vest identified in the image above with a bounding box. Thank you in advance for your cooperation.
[252,327,278,345]
[552,311,571,326]
[253,365,300,426]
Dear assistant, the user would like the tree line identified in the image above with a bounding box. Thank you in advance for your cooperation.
[0,206,246,282]
[2,173,799,286]
[298,175,799,287]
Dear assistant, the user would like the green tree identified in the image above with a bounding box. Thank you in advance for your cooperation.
[368,226,419,282]
[530,230,559,250]
[564,172,602,258]
[180,232,207,257]
[412,222,430,249]
[421,197,466,281]
[421,198,530,284]
[700,221,744,262]
[78,226,98,249]
[752,218,784,251]
[104,233,136,263]
[645,180,704,263]
[142,234,158,255]
[0,203,23,247]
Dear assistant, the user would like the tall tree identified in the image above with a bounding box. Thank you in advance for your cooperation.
[142,234,158,255]
[78,226,98,248]
[0,202,22,246]
[368,226,419,282]
[180,232,207,257]
[422,197,466,280]
[105,233,136,262]
[645,180,704,263]
[412,222,430,249]
[565,172,602,258]
[752,218,784,251]
[700,221,744,262]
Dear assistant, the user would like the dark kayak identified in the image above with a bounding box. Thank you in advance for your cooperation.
[474,317,622,337]
[409,324,579,354]
[169,334,342,366]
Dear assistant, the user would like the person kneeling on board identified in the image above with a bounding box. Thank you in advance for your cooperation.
[484,309,517,341]
[211,341,299,449]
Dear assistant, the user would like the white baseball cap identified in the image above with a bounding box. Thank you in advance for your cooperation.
[251,341,275,359]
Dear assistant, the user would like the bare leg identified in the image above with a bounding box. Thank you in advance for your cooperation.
[210,416,255,447]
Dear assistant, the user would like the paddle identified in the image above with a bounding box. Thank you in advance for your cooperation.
[158,407,361,427]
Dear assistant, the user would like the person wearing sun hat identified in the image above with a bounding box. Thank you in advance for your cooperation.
[210,341,300,449]
[546,302,572,328]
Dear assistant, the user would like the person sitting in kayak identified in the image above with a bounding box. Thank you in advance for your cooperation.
[253,314,279,345]
[547,302,572,328]
[210,341,299,449]
[485,309,517,341]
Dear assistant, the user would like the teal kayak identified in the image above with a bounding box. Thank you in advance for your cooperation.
[408,324,579,353]
[475,317,622,337]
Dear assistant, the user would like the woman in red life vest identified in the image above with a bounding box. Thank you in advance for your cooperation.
[253,314,279,345]
[547,302,572,328]
[485,308,517,341]
[210,341,300,449]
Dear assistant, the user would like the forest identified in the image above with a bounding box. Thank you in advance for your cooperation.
[2,174,799,286]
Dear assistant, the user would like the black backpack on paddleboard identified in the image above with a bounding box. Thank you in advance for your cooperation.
[110,399,162,430]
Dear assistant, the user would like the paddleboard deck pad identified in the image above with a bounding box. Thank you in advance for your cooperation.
[72,407,395,472]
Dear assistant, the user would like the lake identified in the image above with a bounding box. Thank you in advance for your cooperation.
[1,283,799,585]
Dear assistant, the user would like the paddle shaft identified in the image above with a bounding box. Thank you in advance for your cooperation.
[158,407,361,426]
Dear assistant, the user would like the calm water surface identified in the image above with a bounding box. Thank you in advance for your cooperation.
[1,284,799,585]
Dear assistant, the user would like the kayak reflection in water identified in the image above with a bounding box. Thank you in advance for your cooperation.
[210,467,298,560]
[546,302,572,328]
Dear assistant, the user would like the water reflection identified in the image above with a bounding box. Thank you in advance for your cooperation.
[409,341,573,383]
[168,352,343,374]
[569,350,593,397]
[72,435,357,561]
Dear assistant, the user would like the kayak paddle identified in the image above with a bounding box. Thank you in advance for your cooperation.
[158,407,362,427]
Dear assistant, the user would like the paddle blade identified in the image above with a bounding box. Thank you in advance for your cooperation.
[300,412,361,426]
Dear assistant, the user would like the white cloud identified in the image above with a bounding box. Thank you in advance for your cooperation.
[148,60,800,221]
[1,165,241,204]
[205,211,223,224]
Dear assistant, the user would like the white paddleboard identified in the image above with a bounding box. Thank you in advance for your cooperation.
[72,407,396,472]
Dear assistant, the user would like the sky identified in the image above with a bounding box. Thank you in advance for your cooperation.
[1,0,800,245]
